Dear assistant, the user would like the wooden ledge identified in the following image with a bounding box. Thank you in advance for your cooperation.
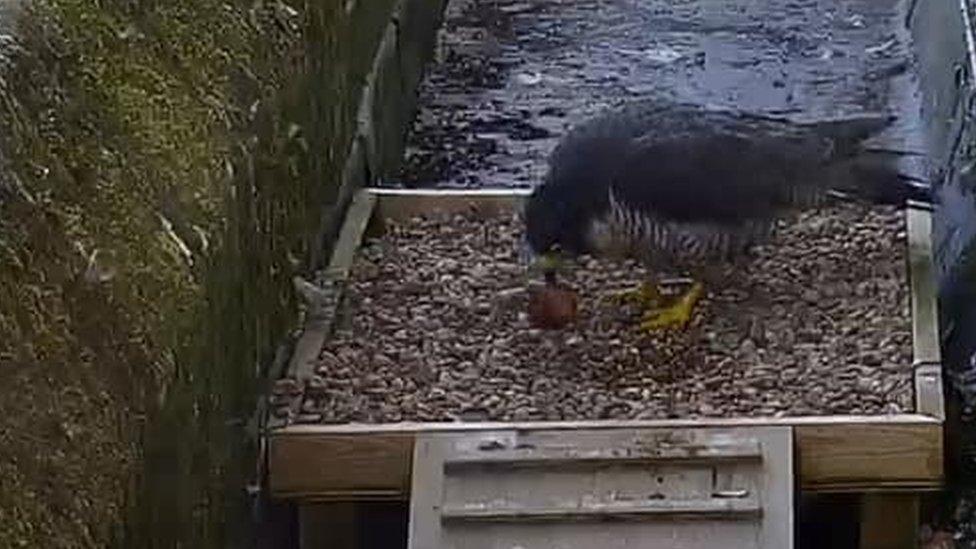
[268,415,943,500]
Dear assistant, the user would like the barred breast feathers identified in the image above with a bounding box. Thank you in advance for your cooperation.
[600,187,772,263]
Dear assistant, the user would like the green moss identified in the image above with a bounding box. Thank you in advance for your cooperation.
[0,0,400,546]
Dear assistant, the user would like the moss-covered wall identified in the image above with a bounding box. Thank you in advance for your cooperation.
[0,0,398,546]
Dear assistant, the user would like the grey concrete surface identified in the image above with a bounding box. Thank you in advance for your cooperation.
[395,0,926,190]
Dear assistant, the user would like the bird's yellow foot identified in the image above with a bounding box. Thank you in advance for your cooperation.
[639,282,704,332]
[612,281,663,308]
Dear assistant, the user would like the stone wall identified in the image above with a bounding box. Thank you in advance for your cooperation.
[0,0,439,546]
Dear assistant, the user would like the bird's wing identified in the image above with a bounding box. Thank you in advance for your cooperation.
[609,130,831,226]
[796,114,895,156]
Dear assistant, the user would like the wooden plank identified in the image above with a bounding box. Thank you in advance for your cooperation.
[325,188,377,281]
[439,498,762,522]
[285,282,341,383]
[859,493,920,549]
[434,427,786,520]
[298,490,406,502]
[370,22,408,178]
[284,189,376,383]
[764,426,795,548]
[907,206,944,420]
[371,187,530,222]
[354,38,379,179]
[795,422,943,491]
[915,361,946,420]
[409,430,445,549]
[269,433,413,499]
[370,187,532,198]
[268,417,942,499]
[409,426,793,549]
[275,414,940,436]
[907,206,941,365]
[309,135,369,272]
[443,440,763,469]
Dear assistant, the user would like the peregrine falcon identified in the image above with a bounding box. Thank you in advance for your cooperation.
[523,100,931,331]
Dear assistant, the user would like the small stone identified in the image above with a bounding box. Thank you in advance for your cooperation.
[272,404,291,418]
[374,353,396,369]
[390,377,406,392]
[273,378,302,397]
[739,339,757,356]
[458,407,491,422]
[297,413,323,423]
[306,375,328,398]
[861,352,883,367]
[319,351,341,370]
[620,387,641,399]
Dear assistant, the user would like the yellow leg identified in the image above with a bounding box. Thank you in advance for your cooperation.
[612,280,664,308]
[639,282,704,332]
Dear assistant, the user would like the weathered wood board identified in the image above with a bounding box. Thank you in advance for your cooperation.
[269,415,942,499]
[408,427,793,549]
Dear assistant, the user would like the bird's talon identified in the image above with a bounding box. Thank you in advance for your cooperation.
[637,282,704,332]
[639,308,691,332]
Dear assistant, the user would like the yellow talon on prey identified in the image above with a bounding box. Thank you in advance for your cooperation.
[638,281,704,332]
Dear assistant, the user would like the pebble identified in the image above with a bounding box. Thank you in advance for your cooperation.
[273,378,302,397]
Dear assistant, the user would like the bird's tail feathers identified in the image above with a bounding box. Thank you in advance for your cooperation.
[801,113,897,157]
[861,146,928,158]
[825,156,934,207]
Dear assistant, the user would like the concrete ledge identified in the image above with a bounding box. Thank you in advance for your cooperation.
[268,415,943,500]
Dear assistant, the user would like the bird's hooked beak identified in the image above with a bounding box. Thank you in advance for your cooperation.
[522,239,564,283]
[535,251,562,276]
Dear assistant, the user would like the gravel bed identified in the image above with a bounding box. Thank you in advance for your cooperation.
[280,201,914,425]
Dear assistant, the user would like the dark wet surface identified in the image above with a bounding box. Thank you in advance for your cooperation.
[393,0,926,189]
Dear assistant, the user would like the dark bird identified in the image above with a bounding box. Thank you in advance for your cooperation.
[523,100,931,332]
